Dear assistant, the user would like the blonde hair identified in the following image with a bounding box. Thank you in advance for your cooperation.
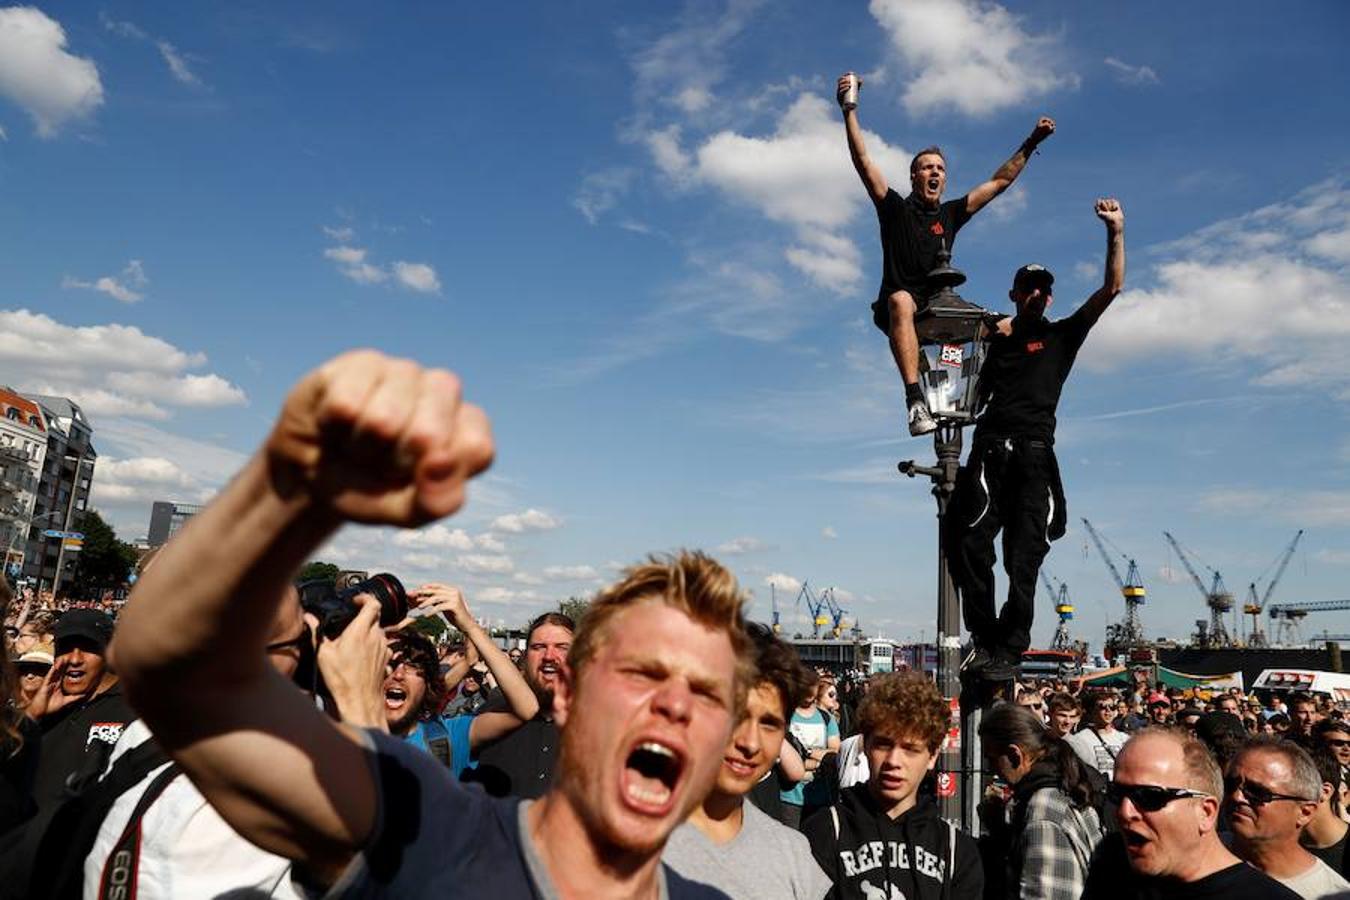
[568,550,753,713]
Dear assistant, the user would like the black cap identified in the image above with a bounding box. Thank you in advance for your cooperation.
[1013,263,1055,288]
[52,609,115,652]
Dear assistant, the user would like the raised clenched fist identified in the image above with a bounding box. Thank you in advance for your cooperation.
[265,350,494,527]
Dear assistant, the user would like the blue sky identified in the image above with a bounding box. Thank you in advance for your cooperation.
[2,1,1348,648]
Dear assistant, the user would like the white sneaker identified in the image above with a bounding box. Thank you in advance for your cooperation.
[908,400,937,436]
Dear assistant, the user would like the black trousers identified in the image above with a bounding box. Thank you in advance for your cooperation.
[946,438,1065,661]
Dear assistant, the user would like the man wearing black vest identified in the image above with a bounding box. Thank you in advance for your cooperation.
[951,198,1126,683]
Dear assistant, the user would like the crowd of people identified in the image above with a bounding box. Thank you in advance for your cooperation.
[0,350,1344,900]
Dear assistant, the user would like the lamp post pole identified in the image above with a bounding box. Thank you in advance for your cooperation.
[897,245,991,830]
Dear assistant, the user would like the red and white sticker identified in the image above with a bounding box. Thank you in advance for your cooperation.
[936,772,958,798]
[947,697,961,751]
[939,344,964,368]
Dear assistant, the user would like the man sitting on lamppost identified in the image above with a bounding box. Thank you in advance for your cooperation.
[950,198,1126,683]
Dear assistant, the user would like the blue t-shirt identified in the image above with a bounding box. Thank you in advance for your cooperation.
[781,709,839,808]
[300,730,729,898]
[403,714,475,778]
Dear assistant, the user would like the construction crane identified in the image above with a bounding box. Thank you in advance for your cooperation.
[793,581,851,638]
[1268,599,1350,646]
[820,587,852,638]
[1081,518,1146,653]
[1243,530,1303,647]
[1163,532,1235,648]
[1040,570,1075,651]
[770,584,781,634]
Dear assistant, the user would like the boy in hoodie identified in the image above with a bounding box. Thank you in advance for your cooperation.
[803,671,983,900]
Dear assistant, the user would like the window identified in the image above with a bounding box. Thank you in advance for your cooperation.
[5,408,17,421]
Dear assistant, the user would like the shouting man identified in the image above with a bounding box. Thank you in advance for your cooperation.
[838,70,1054,436]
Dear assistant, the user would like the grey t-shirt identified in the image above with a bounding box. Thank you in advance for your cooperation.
[1277,856,1350,899]
[663,801,832,900]
[302,730,727,898]
[1065,728,1129,778]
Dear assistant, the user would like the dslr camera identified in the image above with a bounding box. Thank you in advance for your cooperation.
[298,573,409,640]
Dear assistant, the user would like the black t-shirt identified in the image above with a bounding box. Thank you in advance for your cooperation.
[1305,828,1350,879]
[31,683,136,809]
[974,308,1093,440]
[876,188,972,300]
[0,714,41,831]
[1083,833,1300,899]
[465,689,559,799]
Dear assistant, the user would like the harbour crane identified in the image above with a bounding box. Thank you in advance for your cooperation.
[794,581,851,638]
[1163,532,1235,648]
[1081,518,1146,652]
[1268,599,1350,646]
[1242,529,1303,647]
[1040,570,1075,652]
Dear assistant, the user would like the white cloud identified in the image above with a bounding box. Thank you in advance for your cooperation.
[491,508,561,534]
[62,259,149,303]
[715,536,768,555]
[101,12,203,88]
[983,185,1028,223]
[542,565,599,581]
[0,309,246,420]
[513,572,545,586]
[456,554,515,574]
[574,168,636,224]
[1314,549,1350,566]
[475,533,506,552]
[655,93,910,295]
[90,456,193,505]
[323,234,438,294]
[1088,179,1350,392]
[765,572,802,593]
[400,551,443,571]
[392,524,476,551]
[822,526,838,540]
[391,261,441,294]
[1198,488,1350,527]
[627,0,764,120]
[1104,57,1160,86]
[0,7,103,137]
[868,0,1076,118]
[156,41,201,86]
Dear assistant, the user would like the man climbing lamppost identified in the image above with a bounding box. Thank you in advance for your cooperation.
[837,71,1054,436]
[950,198,1127,684]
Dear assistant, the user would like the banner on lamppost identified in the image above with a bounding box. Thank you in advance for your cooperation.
[61,538,83,551]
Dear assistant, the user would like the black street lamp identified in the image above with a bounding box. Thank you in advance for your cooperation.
[898,245,993,829]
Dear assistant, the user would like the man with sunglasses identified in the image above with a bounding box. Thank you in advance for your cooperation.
[1313,719,1350,776]
[1083,729,1298,898]
[1066,692,1128,779]
[1226,737,1350,897]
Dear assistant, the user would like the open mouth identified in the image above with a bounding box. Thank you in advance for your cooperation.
[622,740,684,813]
[1122,830,1150,853]
[927,178,940,191]
[385,687,407,709]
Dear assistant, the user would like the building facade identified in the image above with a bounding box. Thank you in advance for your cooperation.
[20,395,96,594]
[147,500,203,547]
[0,389,49,579]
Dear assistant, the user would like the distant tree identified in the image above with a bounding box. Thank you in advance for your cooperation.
[408,613,448,642]
[559,595,591,625]
[297,560,341,583]
[68,510,135,598]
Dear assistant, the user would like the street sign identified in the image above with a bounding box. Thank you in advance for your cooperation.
[61,538,83,551]
[42,530,84,540]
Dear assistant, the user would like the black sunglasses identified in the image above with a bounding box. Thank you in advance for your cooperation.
[1107,782,1212,812]
[1224,776,1314,807]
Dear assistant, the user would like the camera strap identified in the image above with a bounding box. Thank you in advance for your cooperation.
[96,762,182,900]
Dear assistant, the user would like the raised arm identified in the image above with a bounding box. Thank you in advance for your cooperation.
[1076,198,1126,328]
[965,116,1055,215]
[411,584,540,748]
[837,72,888,204]
[108,351,493,881]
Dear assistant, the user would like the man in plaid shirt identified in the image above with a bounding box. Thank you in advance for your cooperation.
[980,704,1105,899]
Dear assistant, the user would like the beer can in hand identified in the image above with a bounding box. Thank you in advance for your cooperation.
[842,73,859,111]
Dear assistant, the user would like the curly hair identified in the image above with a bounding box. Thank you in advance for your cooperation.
[569,550,754,715]
[856,671,948,753]
[388,631,447,719]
